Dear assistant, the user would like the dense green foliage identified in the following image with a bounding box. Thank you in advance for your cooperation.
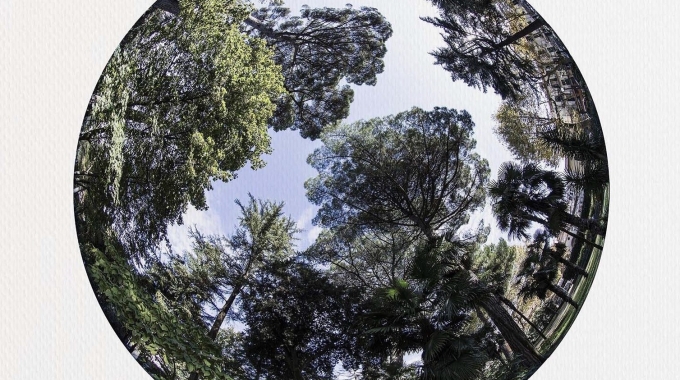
[74,1,608,379]
[75,0,285,259]
[492,101,562,166]
[515,231,579,309]
[247,4,393,139]
[85,240,230,379]
[148,0,393,140]
[239,260,365,379]
[305,107,546,374]
[306,107,489,237]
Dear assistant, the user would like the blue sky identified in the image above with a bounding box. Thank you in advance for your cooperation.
[167,0,516,255]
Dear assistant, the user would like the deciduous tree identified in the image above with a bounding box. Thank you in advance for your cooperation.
[151,0,393,139]
[75,0,284,259]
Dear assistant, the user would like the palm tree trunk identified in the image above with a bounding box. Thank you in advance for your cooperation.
[546,251,588,277]
[499,296,548,340]
[560,211,607,236]
[558,227,603,251]
[547,284,578,308]
[524,214,603,250]
[478,295,544,368]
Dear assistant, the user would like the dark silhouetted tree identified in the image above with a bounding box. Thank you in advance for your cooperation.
[489,162,605,249]
[424,0,547,100]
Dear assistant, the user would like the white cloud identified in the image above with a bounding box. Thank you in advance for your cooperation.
[307,226,323,243]
[404,351,422,365]
[293,206,324,249]
[296,206,316,230]
[166,205,224,254]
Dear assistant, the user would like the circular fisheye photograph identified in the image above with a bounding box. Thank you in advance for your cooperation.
[73,0,608,379]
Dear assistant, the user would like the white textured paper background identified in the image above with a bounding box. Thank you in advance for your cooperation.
[0,0,675,378]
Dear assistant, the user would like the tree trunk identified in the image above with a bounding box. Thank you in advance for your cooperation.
[284,345,305,380]
[500,341,513,364]
[498,296,548,340]
[558,227,603,251]
[560,212,607,236]
[547,284,578,308]
[480,18,547,56]
[546,251,588,277]
[187,283,244,380]
[207,283,243,340]
[243,16,277,39]
[478,295,544,368]
[524,214,603,250]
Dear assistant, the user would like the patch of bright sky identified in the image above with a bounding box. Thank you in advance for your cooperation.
[167,0,519,256]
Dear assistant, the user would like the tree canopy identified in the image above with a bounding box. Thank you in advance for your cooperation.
[75,0,393,259]
[489,161,606,251]
[424,0,547,100]
[493,100,562,166]
[150,0,393,139]
[73,2,607,379]
[306,107,489,239]
[75,1,285,259]
[305,107,545,372]
[246,4,393,139]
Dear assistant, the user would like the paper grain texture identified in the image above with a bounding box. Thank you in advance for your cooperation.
[0,0,675,378]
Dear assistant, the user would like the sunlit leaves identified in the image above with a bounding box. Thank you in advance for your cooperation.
[75,1,285,260]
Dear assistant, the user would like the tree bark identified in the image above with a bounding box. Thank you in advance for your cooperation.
[479,295,544,368]
[284,345,305,380]
[498,296,548,340]
[546,251,588,277]
[500,341,513,363]
[207,283,243,340]
[480,18,547,56]
[524,214,603,250]
[560,212,607,236]
[189,250,259,380]
[558,227,603,251]
[547,284,579,308]
[187,283,244,380]
[243,16,277,39]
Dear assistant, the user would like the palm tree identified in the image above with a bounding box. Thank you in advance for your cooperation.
[489,162,605,249]
[538,126,607,164]
[363,271,495,380]
[563,159,609,199]
[516,239,579,309]
[532,230,588,278]
[539,126,609,198]
[539,125,609,202]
